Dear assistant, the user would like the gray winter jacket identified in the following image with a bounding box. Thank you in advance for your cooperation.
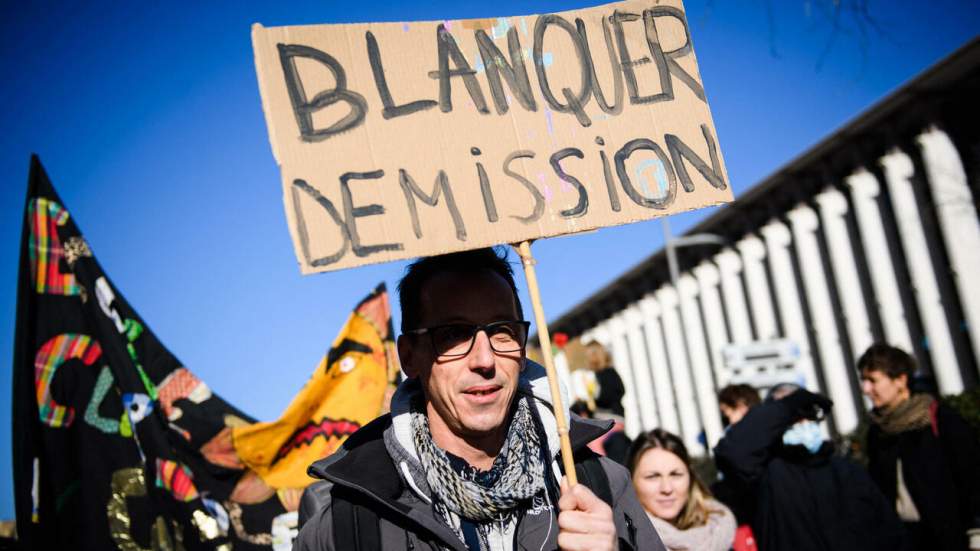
[294,363,663,551]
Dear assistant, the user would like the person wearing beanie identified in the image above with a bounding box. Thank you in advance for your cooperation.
[714,383,906,551]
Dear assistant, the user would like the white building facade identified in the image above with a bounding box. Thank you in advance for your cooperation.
[549,42,980,455]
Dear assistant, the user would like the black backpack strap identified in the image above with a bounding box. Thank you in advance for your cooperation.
[299,480,333,528]
[332,486,382,551]
[574,452,614,506]
[556,447,614,507]
[569,450,637,550]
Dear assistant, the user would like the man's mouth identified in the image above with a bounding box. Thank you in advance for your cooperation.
[463,385,502,400]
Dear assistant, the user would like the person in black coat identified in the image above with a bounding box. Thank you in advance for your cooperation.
[584,340,626,417]
[711,384,762,532]
[713,384,907,551]
[576,341,632,466]
[858,343,980,551]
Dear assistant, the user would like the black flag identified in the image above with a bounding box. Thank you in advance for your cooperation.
[11,156,297,549]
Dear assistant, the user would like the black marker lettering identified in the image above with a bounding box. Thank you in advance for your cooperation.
[615,138,677,209]
[598,138,621,211]
[366,31,437,119]
[549,147,589,218]
[475,28,537,114]
[277,44,367,141]
[645,7,705,101]
[290,179,350,267]
[577,16,624,115]
[534,15,593,127]
[502,150,545,223]
[429,25,490,114]
[665,124,726,191]
[339,171,404,257]
[475,160,498,223]
[398,169,467,241]
[610,12,669,105]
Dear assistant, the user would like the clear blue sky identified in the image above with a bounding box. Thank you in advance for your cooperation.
[1,1,977,521]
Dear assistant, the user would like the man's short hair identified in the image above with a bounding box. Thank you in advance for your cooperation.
[397,247,522,333]
[856,343,916,381]
[718,384,761,409]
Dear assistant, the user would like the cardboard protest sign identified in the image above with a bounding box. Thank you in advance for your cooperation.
[253,0,732,274]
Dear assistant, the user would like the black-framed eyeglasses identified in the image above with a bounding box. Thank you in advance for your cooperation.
[406,320,531,358]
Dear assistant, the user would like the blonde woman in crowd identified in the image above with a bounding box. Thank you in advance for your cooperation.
[628,429,735,551]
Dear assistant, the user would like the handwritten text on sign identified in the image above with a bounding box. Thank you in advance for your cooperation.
[252,0,733,273]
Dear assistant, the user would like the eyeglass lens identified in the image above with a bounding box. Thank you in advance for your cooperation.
[431,322,527,357]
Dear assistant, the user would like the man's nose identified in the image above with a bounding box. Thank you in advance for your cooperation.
[468,330,496,369]
[861,380,873,396]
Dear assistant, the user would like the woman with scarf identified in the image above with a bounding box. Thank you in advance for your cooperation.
[627,429,735,551]
[858,344,980,551]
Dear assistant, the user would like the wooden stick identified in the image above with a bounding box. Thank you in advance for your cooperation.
[514,240,577,486]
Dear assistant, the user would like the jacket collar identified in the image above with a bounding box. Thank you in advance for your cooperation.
[308,415,472,551]
[307,413,611,491]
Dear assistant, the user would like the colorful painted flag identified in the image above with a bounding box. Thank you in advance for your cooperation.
[231,285,396,489]
[11,156,396,550]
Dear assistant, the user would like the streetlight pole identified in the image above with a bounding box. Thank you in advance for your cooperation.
[661,218,726,288]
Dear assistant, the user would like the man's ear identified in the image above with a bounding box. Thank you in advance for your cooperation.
[398,335,418,378]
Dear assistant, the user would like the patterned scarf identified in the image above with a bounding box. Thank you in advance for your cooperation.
[870,393,934,435]
[410,394,546,548]
[646,500,736,551]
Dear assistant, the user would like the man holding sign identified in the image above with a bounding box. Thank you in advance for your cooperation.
[295,248,662,550]
[254,1,731,548]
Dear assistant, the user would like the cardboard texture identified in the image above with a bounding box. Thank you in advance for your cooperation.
[252,0,733,274]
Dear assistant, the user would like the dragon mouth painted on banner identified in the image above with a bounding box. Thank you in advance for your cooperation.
[272,417,361,463]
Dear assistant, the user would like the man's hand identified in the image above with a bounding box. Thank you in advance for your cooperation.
[557,477,617,551]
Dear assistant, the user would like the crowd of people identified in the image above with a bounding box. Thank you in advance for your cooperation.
[293,247,979,551]
[581,341,980,551]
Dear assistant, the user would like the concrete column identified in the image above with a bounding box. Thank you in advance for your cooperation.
[760,220,821,391]
[677,275,725,447]
[608,315,643,436]
[737,235,779,340]
[656,285,704,455]
[715,248,753,345]
[845,169,915,352]
[881,149,963,393]
[918,127,980,372]
[815,188,875,362]
[787,205,859,434]
[694,262,732,388]
[639,296,681,435]
[624,305,660,431]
